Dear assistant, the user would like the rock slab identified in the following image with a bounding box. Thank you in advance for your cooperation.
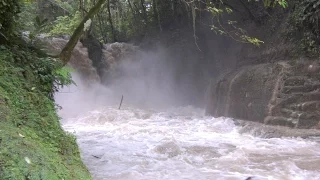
[206,61,320,129]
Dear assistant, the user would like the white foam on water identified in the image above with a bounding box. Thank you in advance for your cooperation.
[61,106,320,180]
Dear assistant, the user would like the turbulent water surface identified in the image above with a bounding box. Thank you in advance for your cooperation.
[61,106,320,180]
[56,46,320,179]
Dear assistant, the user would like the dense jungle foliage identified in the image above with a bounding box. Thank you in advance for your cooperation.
[10,0,319,57]
[16,0,289,44]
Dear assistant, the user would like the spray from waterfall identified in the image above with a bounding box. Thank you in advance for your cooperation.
[50,37,206,118]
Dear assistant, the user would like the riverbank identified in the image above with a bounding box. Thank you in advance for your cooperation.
[0,45,91,179]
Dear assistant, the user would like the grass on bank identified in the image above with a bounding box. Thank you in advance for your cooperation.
[0,45,91,180]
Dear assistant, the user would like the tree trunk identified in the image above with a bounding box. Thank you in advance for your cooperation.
[155,0,162,32]
[128,0,137,18]
[152,0,158,23]
[140,0,147,24]
[59,0,107,65]
[127,0,134,13]
[107,0,116,42]
[97,12,108,43]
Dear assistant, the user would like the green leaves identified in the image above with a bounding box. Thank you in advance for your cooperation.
[207,1,265,46]
[50,11,82,36]
[241,36,264,46]
[294,0,320,57]
[21,0,35,3]
[277,0,288,8]
[0,0,20,41]
[1,0,6,6]
[208,7,224,16]
[225,7,233,14]
[34,16,48,29]
[262,0,288,8]
[0,46,91,179]
[55,66,75,87]
[0,31,7,40]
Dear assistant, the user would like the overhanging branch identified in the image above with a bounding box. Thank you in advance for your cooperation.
[59,0,107,65]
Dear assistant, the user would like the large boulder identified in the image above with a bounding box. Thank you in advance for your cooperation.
[206,61,320,129]
[32,36,139,85]
[35,37,101,85]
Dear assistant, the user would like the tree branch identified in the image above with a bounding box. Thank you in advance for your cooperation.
[59,0,107,65]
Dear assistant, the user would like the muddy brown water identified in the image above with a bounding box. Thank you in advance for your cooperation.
[60,106,320,180]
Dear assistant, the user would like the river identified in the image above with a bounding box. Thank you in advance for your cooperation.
[59,105,320,180]
[55,48,320,179]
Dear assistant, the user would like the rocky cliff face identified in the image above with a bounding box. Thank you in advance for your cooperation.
[206,61,320,129]
[36,37,138,85]
[39,37,101,84]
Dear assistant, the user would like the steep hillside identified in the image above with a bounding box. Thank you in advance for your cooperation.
[0,45,91,179]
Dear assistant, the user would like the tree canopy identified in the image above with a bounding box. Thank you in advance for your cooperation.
[5,0,320,61]
[15,0,288,44]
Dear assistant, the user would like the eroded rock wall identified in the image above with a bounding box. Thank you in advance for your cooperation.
[206,61,320,129]
[35,37,138,85]
[39,37,101,84]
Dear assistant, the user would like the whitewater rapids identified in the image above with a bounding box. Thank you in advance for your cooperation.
[61,106,320,180]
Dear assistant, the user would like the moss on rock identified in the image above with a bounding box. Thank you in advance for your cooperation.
[0,45,91,179]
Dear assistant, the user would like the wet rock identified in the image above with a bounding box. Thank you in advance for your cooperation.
[80,34,105,78]
[235,119,320,138]
[34,36,139,86]
[36,37,100,85]
[206,61,320,129]
[206,63,284,124]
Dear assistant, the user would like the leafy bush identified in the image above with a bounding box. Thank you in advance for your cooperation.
[17,1,37,32]
[3,44,73,98]
[291,0,320,57]
[0,0,20,40]
[50,11,82,36]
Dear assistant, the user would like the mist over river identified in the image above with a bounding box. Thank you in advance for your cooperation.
[56,75,320,180]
